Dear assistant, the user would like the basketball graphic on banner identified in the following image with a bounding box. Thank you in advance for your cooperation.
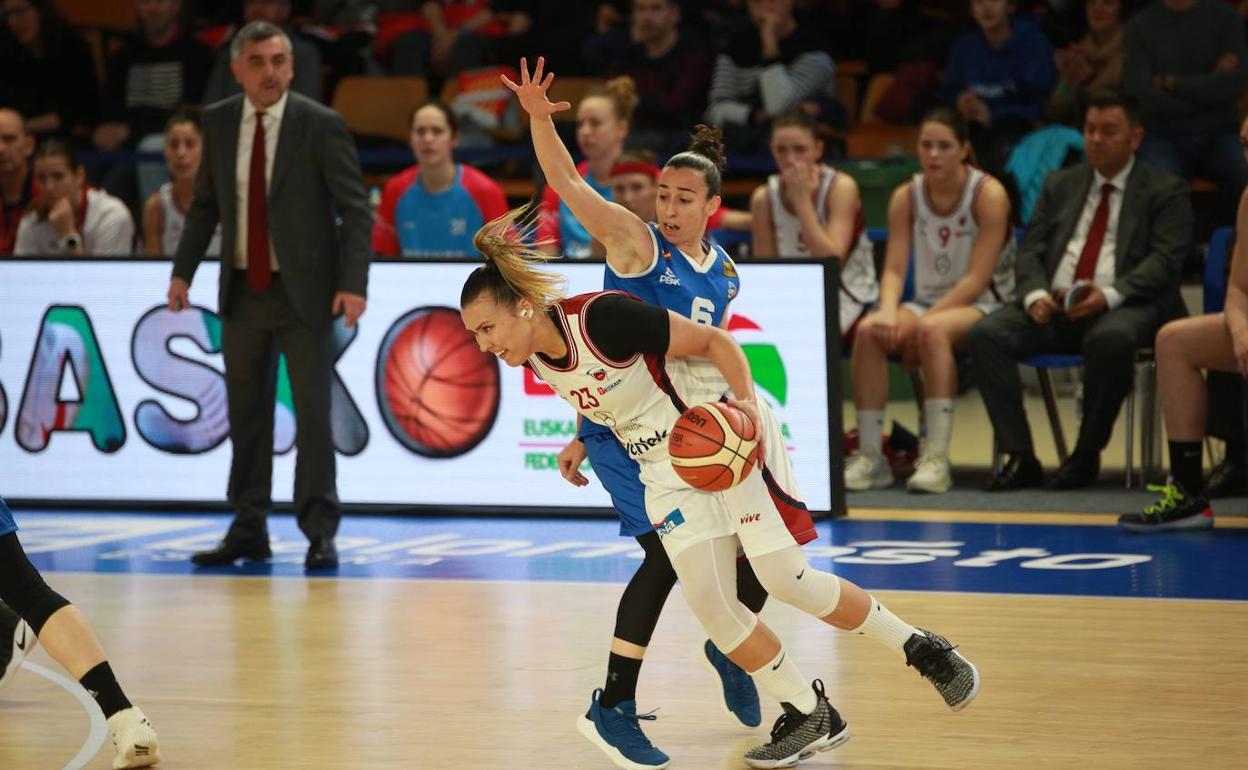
[377,306,500,457]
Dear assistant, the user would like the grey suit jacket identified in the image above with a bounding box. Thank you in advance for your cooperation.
[172,92,371,327]
[1015,158,1192,319]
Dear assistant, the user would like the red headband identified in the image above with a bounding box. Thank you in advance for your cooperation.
[611,161,660,180]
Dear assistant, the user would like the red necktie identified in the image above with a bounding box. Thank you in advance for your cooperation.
[1073,182,1115,283]
[246,110,272,292]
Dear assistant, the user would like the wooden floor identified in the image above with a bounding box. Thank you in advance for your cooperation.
[2,571,1246,770]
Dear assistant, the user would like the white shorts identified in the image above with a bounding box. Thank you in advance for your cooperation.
[640,400,816,561]
[902,299,997,319]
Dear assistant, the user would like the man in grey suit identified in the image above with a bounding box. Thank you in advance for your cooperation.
[166,21,371,570]
[968,90,1193,491]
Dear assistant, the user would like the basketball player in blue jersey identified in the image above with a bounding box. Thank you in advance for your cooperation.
[0,495,160,768]
[460,189,981,769]
[504,58,790,769]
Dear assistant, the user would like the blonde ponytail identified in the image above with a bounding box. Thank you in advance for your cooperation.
[462,205,567,310]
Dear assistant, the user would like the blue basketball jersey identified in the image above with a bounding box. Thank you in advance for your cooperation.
[580,223,741,441]
[394,166,486,257]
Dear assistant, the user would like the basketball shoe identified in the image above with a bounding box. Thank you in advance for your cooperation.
[844,451,893,491]
[107,706,161,769]
[1118,483,1214,533]
[906,450,952,494]
[744,679,849,769]
[0,601,33,692]
[904,629,980,711]
[576,688,670,770]
[701,639,761,727]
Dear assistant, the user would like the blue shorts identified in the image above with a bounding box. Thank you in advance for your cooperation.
[0,496,16,538]
[582,431,650,537]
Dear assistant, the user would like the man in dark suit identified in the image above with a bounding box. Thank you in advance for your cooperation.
[968,90,1193,491]
[166,21,371,570]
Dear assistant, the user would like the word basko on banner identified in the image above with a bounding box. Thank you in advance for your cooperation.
[4,303,500,460]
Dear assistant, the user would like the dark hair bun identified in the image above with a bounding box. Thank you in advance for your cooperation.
[688,124,726,172]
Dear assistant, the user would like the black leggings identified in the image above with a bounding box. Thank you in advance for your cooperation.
[0,533,71,635]
[613,531,770,647]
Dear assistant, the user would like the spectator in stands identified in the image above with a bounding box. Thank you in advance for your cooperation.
[0,0,100,139]
[591,148,750,258]
[372,99,508,257]
[142,109,219,256]
[14,138,134,255]
[940,0,1056,184]
[204,0,323,103]
[93,0,214,207]
[388,1,535,79]
[969,90,1192,491]
[845,106,1016,495]
[749,109,877,346]
[1046,0,1125,127]
[0,108,35,255]
[704,0,836,155]
[538,76,636,258]
[580,0,714,152]
[1123,0,1248,204]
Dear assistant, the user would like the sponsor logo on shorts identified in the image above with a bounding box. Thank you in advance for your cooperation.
[655,509,686,537]
[740,513,761,524]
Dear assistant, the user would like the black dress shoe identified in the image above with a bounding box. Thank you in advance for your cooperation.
[1204,457,1248,498]
[191,539,272,567]
[984,453,1044,491]
[1045,453,1101,490]
[305,537,339,570]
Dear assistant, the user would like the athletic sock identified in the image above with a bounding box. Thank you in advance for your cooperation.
[849,596,920,661]
[79,661,132,719]
[749,647,816,714]
[923,399,955,454]
[856,410,885,456]
[1169,440,1202,495]
[599,652,643,708]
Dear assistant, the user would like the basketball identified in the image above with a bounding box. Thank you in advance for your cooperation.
[377,306,501,458]
[668,402,760,491]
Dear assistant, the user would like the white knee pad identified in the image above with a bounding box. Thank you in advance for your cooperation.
[671,537,758,652]
[750,547,842,618]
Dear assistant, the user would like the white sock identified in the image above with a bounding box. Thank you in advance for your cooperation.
[856,410,885,456]
[749,648,816,714]
[850,596,920,660]
[923,399,955,454]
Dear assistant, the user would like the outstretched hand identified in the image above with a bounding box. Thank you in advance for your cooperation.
[500,57,571,120]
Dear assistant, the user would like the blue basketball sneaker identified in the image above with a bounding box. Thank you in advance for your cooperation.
[576,688,670,770]
[702,639,762,727]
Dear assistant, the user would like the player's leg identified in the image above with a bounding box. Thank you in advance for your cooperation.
[697,557,765,727]
[729,402,980,713]
[669,535,849,768]
[847,306,921,490]
[907,306,985,493]
[577,434,674,770]
[0,525,159,768]
[1120,314,1236,532]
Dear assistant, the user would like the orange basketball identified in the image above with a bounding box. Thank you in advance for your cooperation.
[378,306,500,457]
[668,402,760,491]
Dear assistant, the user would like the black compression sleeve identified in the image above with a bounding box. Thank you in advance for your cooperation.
[583,294,671,361]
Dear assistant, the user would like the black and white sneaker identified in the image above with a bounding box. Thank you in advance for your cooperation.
[743,680,850,769]
[904,629,980,711]
[0,600,34,692]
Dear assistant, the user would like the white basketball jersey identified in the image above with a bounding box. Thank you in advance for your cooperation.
[766,166,878,327]
[528,292,727,464]
[909,168,1015,308]
[159,183,220,256]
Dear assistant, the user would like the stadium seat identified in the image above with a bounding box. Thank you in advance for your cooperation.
[331,76,429,143]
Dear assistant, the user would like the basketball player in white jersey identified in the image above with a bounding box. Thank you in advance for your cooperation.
[460,202,980,767]
[846,106,1016,494]
[142,110,220,257]
[749,110,878,345]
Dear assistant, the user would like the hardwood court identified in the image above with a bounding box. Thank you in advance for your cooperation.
[2,546,1246,770]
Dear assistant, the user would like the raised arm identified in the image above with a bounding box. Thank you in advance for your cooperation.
[502,57,651,267]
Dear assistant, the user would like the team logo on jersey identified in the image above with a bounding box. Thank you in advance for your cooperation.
[588,367,607,381]
[592,410,617,427]
[659,266,681,286]
[727,282,738,299]
[723,260,738,278]
[654,508,686,537]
